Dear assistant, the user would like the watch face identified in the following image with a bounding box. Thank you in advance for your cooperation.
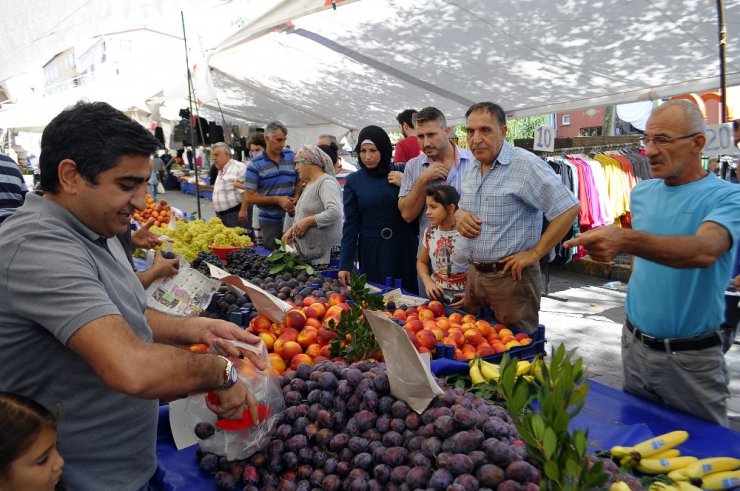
[229,364,238,385]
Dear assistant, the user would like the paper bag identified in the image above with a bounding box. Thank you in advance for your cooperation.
[364,310,444,413]
[204,262,292,323]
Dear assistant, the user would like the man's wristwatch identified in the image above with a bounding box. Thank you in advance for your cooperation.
[218,356,238,389]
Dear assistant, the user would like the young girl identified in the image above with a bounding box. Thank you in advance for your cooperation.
[417,184,469,308]
[0,392,65,491]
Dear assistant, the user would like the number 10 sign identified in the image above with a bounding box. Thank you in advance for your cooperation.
[703,123,734,157]
[533,126,555,152]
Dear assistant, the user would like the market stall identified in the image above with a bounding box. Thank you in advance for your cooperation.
[150,379,740,490]
[131,238,740,491]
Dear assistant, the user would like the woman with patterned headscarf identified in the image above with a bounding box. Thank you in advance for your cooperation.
[338,126,418,292]
[282,145,343,265]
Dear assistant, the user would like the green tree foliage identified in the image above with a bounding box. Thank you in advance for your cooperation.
[504,115,548,143]
[454,114,549,148]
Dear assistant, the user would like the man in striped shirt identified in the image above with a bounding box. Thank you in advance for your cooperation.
[244,121,298,250]
[456,102,580,333]
[0,154,28,226]
[211,142,246,227]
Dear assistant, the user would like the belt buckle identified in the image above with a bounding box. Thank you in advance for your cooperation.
[381,228,393,240]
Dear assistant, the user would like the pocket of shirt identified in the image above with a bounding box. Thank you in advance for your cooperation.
[485,194,517,215]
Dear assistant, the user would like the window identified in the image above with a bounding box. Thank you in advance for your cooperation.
[561,114,571,126]
[580,126,602,137]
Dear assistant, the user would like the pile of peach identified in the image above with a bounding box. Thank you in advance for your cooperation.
[133,195,174,227]
[245,295,533,373]
[388,300,533,361]
[247,293,350,374]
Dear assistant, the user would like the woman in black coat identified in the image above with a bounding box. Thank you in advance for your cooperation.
[338,126,418,293]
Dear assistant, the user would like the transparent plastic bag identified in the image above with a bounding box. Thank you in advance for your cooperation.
[184,342,284,460]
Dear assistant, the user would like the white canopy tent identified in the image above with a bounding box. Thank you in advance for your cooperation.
[1,0,739,143]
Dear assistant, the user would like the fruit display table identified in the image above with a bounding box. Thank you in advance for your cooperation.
[150,379,739,490]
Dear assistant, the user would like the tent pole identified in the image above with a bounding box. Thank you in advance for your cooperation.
[215,99,229,142]
[181,11,202,219]
[717,0,727,122]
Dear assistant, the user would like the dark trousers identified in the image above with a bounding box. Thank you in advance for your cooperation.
[261,220,285,250]
[216,205,241,227]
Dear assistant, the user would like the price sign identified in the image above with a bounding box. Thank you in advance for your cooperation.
[533,126,555,152]
[703,123,735,156]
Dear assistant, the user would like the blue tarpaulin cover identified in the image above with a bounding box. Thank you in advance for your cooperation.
[151,379,739,490]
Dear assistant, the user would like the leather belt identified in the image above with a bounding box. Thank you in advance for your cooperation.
[625,319,722,352]
[216,204,241,215]
[472,261,507,274]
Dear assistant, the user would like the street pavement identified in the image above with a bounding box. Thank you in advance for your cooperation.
[160,189,740,430]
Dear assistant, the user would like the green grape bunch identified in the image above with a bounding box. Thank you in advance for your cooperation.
[151,217,252,262]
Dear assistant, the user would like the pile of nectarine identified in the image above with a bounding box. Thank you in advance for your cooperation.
[386,300,532,362]
[248,292,351,373]
[133,195,173,227]
[249,295,533,373]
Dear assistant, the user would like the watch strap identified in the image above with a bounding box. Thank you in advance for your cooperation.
[218,356,238,389]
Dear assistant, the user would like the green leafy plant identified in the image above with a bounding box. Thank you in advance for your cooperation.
[268,239,315,275]
[326,272,385,362]
[446,372,502,400]
[496,344,609,491]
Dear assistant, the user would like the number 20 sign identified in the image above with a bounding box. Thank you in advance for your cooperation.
[533,126,555,152]
[703,123,734,157]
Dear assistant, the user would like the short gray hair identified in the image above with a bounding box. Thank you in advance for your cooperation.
[413,107,447,130]
[652,100,705,135]
[211,142,232,156]
[265,121,288,136]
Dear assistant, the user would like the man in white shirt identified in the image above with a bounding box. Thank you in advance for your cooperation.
[211,142,246,227]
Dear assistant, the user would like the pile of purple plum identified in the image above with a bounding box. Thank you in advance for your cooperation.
[196,360,541,490]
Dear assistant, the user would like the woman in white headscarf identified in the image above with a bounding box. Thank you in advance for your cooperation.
[282,145,343,265]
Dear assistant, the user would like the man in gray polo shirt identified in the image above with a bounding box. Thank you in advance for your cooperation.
[0,101,264,491]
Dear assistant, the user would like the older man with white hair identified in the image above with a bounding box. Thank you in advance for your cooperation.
[566,99,740,425]
[211,142,246,227]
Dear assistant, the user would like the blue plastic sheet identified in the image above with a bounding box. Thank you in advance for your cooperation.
[151,379,739,490]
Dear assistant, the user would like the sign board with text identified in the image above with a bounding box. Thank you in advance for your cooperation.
[703,123,735,156]
[533,126,555,152]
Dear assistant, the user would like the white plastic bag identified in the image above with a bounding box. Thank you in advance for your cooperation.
[184,342,284,460]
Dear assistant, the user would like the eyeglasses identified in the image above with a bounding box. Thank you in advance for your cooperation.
[638,133,700,148]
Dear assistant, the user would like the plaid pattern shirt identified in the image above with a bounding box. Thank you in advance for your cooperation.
[212,159,246,212]
[399,145,474,242]
[459,141,578,262]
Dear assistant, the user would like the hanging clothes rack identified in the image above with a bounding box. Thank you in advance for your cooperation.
[513,136,644,301]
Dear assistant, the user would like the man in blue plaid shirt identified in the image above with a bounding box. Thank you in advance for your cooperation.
[456,102,579,333]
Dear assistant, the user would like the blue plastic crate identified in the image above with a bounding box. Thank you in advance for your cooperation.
[252,246,272,257]
[430,324,547,377]
[180,182,195,195]
[316,269,339,279]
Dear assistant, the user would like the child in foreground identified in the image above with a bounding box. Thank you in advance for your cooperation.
[0,392,65,491]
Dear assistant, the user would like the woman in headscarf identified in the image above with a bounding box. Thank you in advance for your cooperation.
[338,126,418,292]
[282,145,343,265]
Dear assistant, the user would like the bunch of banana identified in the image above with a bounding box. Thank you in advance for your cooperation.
[610,430,689,468]
[636,456,698,475]
[698,470,740,490]
[469,357,534,384]
[468,357,486,385]
[529,357,547,384]
[668,458,740,489]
